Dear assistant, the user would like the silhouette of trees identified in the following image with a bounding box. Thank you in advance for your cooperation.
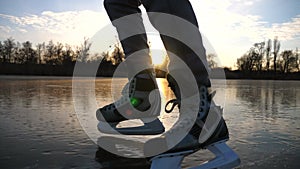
[253,42,265,71]
[107,42,124,65]
[296,48,300,71]
[279,50,298,73]
[0,37,101,65]
[20,41,37,64]
[0,37,126,76]
[236,37,299,74]
[2,37,16,63]
[236,42,265,72]
[44,41,67,65]
[1,36,299,77]
[44,40,56,64]
[77,38,92,63]
[207,53,218,69]
[62,44,75,65]
[237,54,253,71]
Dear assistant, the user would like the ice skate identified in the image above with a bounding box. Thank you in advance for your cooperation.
[96,69,164,135]
[144,74,240,168]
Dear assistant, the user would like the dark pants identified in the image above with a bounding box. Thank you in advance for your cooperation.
[104,0,211,87]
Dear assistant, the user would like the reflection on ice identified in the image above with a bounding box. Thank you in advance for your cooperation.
[0,77,299,168]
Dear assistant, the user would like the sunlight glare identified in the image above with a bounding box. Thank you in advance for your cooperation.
[148,34,166,65]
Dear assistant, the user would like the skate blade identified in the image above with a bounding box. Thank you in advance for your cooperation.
[150,142,240,169]
[97,118,165,135]
[191,142,240,169]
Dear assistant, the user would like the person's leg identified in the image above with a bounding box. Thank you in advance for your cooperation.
[97,0,163,134]
[142,0,229,155]
[142,0,211,88]
[104,0,152,79]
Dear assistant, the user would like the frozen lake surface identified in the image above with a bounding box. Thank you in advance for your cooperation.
[0,76,299,168]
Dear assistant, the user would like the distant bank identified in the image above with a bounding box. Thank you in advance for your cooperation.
[0,63,299,80]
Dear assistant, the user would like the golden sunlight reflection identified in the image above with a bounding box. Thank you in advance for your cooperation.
[156,78,173,100]
[156,78,178,131]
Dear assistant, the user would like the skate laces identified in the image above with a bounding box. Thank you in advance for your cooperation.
[165,76,181,113]
[165,85,212,117]
[165,99,179,113]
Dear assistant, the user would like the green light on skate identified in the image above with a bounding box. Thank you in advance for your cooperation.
[130,97,140,107]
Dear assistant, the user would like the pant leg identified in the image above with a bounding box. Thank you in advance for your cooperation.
[103,0,152,78]
[141,0,211,87]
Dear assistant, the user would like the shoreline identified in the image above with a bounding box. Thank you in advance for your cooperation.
[1,63,299,80]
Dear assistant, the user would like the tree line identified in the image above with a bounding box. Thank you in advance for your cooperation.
[1,36,299,77]
[0,37,125,66]
[236,37,299,73]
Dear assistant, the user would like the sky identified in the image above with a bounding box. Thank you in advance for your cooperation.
[0,0,299,68]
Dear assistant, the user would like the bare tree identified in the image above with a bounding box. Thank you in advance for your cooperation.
[45,40,56,64]
[253,42,265,71]
[265,39,272,71]
[295,48,300,71]
[77,38,92,62]
[54,42,64,65]
[281,50,292,73]
[237,54,252,71]
[0,41,3,62]
[20,41,36,64]
[36,43,45,64]
[62,44,76,65]
[281,50,299,73]
[111,42,124,65]
[3,37,16,63]
[273,37,280,72]
[237,42,266,72]
[207,53,218,69]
